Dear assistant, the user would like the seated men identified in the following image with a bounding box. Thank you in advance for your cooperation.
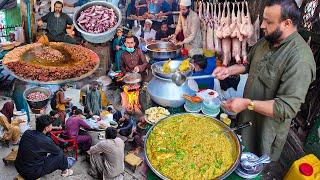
[87,127,125,179]
[15,115,74,179]
[65,109,92,152]
[134,19,156,51]
[120,34,149,77]
[37,1,76,44]
[116,111,134,137]
[156,22,173,40]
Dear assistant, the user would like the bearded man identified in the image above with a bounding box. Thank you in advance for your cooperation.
[171,0,202,54]
[37,1,76,44]
[213,0,316,162]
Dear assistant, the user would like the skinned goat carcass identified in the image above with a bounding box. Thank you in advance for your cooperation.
[213,2,222,55]
[206,2,215,52]
[248,15,260,46]
[231,2,243,64]
[221,2,232,66]
[240,1,254,64]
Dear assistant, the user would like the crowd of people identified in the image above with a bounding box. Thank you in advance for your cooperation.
[0,0,317,179]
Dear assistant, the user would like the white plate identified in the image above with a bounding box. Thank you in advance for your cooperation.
[13,111,26,116]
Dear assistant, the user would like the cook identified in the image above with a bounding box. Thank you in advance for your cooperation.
[170,0,202,55]
[213,0,316,161]
[120,34,149,80]
[37,1,76,44]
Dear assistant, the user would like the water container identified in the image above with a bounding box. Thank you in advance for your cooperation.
[284,154,320,180]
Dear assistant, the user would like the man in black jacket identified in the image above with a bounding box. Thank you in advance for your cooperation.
[15,115,74,179]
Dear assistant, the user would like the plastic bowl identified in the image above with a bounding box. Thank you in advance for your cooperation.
[73,1,122,43]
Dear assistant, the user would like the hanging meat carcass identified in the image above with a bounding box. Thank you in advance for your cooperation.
[221,2,232,66]
[230,2,243,64]
[240,1,254,64]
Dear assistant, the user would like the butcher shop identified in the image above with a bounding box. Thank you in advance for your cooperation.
[0,0,320,179]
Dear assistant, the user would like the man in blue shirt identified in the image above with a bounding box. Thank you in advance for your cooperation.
[15,115,74,179]
[116,111,134,137]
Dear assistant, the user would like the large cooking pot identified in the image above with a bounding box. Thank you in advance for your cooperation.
[147,73,196,107]
[23,87,52,114]
[146,41,182,60]
[73,1,122,43]
[144,113,252,180]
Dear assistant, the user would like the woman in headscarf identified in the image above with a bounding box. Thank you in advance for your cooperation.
[0,101,24,145]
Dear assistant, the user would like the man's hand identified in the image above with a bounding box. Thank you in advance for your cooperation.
[133,66,140,73]
[116,45,121,50]
[222,98,251,114]
[175,41,184,46]
[37,20,44,27]
[212,66,230,80]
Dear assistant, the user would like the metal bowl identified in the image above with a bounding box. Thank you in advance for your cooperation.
[144,113,242,180]
[23,87,52,114]
[73,1,122,43]
[146,41,182,60]
[151,60,194,79]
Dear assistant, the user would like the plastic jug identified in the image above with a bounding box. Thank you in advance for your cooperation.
[284,154,320,180]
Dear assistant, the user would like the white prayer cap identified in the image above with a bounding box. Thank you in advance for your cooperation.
[145,19,153,25]
[180,0,191,7]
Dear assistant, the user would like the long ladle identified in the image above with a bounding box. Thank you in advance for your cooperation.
[172,71,214,86]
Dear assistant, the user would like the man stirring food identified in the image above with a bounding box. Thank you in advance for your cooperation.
[37,1,76,44]
[120,34,149,80]
[213,0,316,162]
[170,0,202,54]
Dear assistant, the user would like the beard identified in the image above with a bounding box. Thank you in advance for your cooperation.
[264,26,283,44]
[182,10,190,18]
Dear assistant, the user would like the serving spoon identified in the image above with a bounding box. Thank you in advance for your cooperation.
[172,71,214,86]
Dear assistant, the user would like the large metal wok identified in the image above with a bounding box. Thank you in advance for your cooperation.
[151,60,194,79]
[146,41,182,60]
[144,113,251,180]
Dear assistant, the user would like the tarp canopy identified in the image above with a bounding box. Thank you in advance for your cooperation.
[0,0,17,10]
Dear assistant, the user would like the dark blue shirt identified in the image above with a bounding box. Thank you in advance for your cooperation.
[117,117,134,136]
[74,0,89,7]
[15,130,63,175]
[193,56,216,89]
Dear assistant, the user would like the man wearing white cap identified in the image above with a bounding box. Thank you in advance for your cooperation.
[171,0,202,53]
[134,19,156,51]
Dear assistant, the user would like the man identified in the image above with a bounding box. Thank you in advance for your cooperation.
[213,0,316,161]
[87,127,124,179]
[134,19,156,51]
[156,22,173,40]
[116,111,134,137]
[171,0,202,53]
[86,81,102,116]
[65,109,92,152]
[107,106,122,122]
[120,34,149,76]
[15,115,74,179]
[49,110,63,130]
[157,0,174,27]
[55,84,72,123]
[37,1,76,44]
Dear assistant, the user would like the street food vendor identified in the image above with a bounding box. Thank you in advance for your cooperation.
[120,34,149,76]
[37,1,76,44]
[170,0,202,53]
[213,0,316,161]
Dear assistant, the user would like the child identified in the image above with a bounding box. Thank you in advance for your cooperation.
[112,27,125,71]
